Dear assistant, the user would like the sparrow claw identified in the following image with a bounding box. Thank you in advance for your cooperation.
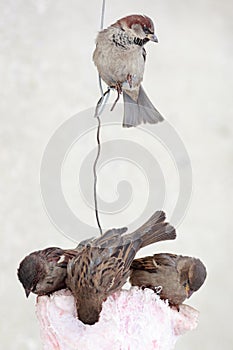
[152,285,163,295]
[170,303,180,312]
[110,82,122,111]
[141,285,162,295]
[127,74,133,89]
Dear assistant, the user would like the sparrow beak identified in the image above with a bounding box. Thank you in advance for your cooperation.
[147,33,158,43]
[25,288,31,298]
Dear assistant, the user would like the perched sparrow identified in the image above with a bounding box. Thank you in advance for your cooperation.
[93,14,164,127]
[17,235,96,298]
[130,253,207,308]
[66,211,176,325]
[17,247,77,297]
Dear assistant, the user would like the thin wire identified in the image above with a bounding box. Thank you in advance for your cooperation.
[100,0,106,29]
[93,115,103,235]
[98,74,104,97]
[93,0,107,235]
[98,0,106,95]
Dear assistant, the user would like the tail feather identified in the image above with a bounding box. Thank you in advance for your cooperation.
[140,224,176,248]
[130,211,176,248]
[123,86,164,128]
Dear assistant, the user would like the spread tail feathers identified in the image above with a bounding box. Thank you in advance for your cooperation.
[123,86,164,127]
[131,211,176,248]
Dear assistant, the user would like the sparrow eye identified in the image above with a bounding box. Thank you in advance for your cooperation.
[143,26,153,35]
[46,281,54,285]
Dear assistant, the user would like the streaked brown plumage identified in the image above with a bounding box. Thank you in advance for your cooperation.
[93,14,164,127]
[17,235,96,298]
[17,212,176,324]
[17,247,77,297]
[66,211,176,324]
[130,253,207,308]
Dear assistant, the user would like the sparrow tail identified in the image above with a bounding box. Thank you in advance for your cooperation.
[131,211,176,248]
[123,86,164,127]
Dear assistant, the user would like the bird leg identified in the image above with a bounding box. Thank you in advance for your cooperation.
[141,285,162,295]
[153,285,163,295]
[127,74,133,88]
[110,82,122,111]
[169,303,180,312]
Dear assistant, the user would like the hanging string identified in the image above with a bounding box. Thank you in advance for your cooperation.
[93,0,109,235]
[99,0,106,96]
[100,0,106,30]
[93,114,103,235]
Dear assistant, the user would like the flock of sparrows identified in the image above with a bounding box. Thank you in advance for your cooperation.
[18,210,206,325]
[18,15,207,325]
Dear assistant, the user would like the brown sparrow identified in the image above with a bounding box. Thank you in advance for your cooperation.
[17,247,77,297]
[93,14,164,127]
[130,253,207,308]
[66,211,176,324]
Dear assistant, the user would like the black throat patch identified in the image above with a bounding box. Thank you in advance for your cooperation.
[112,31,149,49]
[134,37,150,46]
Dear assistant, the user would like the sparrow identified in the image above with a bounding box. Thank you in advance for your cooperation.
[93,14,164,127]
[17,247,77,297]
[129,253,207,308]
[66,211,176,325]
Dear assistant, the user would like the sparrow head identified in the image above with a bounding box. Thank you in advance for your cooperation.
[179,257,207,298]
[188,258,207,292]
[114,14,158,44]
[17,252,45,298]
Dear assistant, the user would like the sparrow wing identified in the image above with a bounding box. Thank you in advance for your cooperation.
[76,237,94,250]
[42,247,64,260]
[75,228,128,251]
[89,251,126,293]
[42,247,74,268]
[67,245,130,295]
[94,227,128,248]
[130,256,159,272]
[131,253,177,273]
[96,238,141,293]
[152,253,178,267]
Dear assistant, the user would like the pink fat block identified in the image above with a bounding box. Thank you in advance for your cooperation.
[36,288,199,350]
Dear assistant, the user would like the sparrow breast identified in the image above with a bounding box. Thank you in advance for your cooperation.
[93,27,145,88]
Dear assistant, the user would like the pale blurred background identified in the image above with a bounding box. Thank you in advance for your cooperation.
[1,0,232,349]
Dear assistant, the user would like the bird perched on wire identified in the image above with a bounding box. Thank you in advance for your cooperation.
[130,253,207,308]
[66,211,176,325]
[93,14,164,127]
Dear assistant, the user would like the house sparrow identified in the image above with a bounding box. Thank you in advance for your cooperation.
[17,235,96,297]
[130,253,207,308]
[66,211,176,325]
[93,14,164,127]
[17,247,77,297]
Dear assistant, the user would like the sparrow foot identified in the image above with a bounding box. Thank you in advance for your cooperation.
[170,303,180,312]
[141,285,162,295]
[110,82,122,111]
[127,74,133,88]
